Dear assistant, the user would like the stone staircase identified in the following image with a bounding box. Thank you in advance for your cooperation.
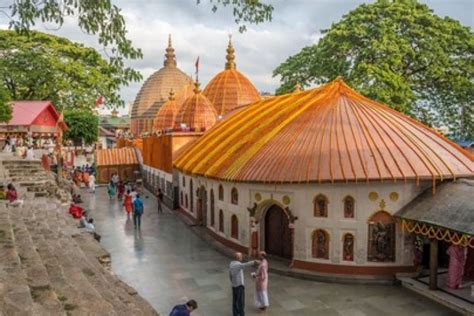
[1,159,58,199]
[0,158,158,315]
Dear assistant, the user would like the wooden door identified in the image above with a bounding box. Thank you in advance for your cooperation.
[265,205,292,259]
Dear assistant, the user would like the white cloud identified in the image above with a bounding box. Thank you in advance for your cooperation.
[0,0,472,116]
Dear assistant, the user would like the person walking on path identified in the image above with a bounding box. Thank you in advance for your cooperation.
[229,252,258,316]
[157,188,164,213]
[169,300,198,316]
[111,173,119,187]
[107,180,116,200]
[252,251,269,311]
[133,194,144,229]
[117,181,125,200]
[89,173,96,193]
[123,189,133,215]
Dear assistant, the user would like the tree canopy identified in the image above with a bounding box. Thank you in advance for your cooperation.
[0,86,12,123]
[63,108,98,145]
[274,0,473,139]
[3,0,273,66]
[0,30,138,110]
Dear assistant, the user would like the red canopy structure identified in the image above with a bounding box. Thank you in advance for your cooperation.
[0,101,67,137]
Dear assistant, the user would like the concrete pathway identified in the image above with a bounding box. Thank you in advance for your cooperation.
[85,188,458,316]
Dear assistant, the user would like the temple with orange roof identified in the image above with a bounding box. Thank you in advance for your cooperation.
[172,78,473,279]
[140,37,261,207]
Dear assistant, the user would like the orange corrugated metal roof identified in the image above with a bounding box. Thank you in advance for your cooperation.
[174,84,218,130]
[174,78,474,183]
[96,147,138,166]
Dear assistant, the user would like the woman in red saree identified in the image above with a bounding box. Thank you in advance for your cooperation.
[123,189,133,214]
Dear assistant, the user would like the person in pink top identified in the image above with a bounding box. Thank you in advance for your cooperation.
[446,244,466,289]
[252,251,269,311]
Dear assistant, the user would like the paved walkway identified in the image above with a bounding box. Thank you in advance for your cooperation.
[85,188,458,316]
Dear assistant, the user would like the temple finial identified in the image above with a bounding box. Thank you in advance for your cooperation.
[193,79,201,94]
[164,34,177,67]
[294,83,302,92]
[225,34,236,70]
[168,89,175,101]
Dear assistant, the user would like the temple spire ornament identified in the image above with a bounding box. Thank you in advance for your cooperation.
[164,34,177,67]
[225,35,236,70]
[294,83,302,92]
[168,89,175,101]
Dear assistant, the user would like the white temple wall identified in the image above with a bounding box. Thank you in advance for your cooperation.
[177,170,431,268]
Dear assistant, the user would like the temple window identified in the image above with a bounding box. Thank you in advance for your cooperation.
[210,189,215,227]
[219,209,224,232]
[367,211,396,262]
[218,185,224,201]
[231,187,238,205]
[182,176,185,187]
[312,229,330,259]
[180,192,183,205]
[342,233,354,261]
[231,215,239,239]
[343,196,355,218]
[313,194,328,217]
[185,194,188,209]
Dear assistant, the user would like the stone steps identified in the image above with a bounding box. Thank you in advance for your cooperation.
[0,158,159,315]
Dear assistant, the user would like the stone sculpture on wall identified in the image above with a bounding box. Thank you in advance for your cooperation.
[312,229,329,259]
[367,211,395,262]
[343,233,354,261]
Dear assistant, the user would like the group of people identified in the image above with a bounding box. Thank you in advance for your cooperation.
[168,251,269,316]
[68,203,101,241]
[229,251,269,315]
[107,174,145,229]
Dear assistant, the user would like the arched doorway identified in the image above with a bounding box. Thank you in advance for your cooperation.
[197,186,207,226]
[264,205,292,260]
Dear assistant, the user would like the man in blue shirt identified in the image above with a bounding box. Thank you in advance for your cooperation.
[132,194,144,229]
[169,300,198,316]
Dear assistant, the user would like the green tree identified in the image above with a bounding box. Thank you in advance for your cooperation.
[0,86,12,123]
[3,0,273,63]
[274,0,474,139]
[0,30,138,110]
[63,108,98,145]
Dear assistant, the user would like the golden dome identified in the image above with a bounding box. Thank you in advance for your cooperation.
[174,82,218,131]
[203,38,261,116]
[153,83,194,130]
[175,78,473,183]
[131,35,192,133]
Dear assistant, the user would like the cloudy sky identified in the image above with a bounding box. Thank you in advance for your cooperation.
[0,0,473,114]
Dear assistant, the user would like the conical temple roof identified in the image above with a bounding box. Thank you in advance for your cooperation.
[203,38,260,116]
[175,78,473,183]
[131,35,192,120]
[174,83,218,131]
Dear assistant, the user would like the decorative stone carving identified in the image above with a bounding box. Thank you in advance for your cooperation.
[284,207,298,223]
[282,195,291,205]
[343,196,355,218]
[247,202,258,218]
[379,199,386,210]
[368,191,378,201]
[367,212,395,262]
[312,229,329,259]
[343,234,354,261]
[255,193,262,202]
[389,192,399,202]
